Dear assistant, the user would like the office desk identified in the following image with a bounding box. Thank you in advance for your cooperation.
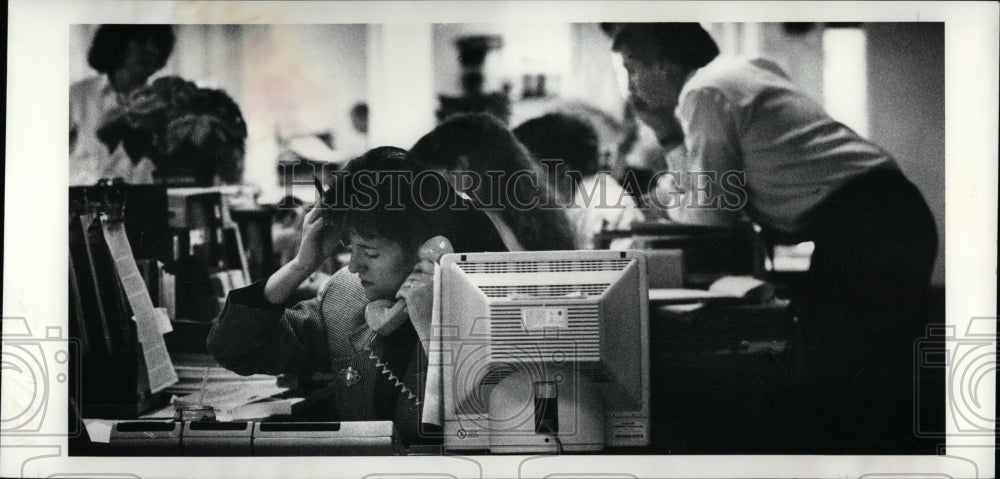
[647,298,799,454]
[83,295,798,456]
[595,221,766,288]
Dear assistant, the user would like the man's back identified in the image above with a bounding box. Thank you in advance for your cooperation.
[676,56,898,234]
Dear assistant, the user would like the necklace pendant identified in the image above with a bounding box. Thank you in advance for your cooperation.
[339,366,361,387]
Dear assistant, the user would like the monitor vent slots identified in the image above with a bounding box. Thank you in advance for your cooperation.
[481,368,516,386]
[479,283,609,298]
[487,304,601,360]
[457,259,632,274]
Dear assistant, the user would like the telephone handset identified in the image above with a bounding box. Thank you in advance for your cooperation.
[364,236,453,406]
[364,236,454,335]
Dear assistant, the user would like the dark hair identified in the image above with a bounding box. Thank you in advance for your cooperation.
[322,146,506,254]
[514,113,601,202]
[514,113,601,175]
[410,113,577,251]
[610,23,719,69]
[87,24,176,74]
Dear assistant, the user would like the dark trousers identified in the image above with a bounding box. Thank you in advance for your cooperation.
[781,168,938,453]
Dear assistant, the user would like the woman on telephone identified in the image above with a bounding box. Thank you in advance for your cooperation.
[207,147,506,445]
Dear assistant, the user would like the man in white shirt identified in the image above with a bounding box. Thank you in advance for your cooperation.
[609,23,938,452]
[70,25,175,185]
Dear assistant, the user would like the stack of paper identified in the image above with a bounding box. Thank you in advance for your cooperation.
[173,377,300,421]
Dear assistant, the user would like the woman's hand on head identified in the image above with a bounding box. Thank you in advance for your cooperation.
[293,204,339,272]
[265,202,338,305]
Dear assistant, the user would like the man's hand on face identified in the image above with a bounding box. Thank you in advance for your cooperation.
[632,97,685,146]
[621,47,691,147]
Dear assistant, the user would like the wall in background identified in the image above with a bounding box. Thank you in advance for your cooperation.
[867,22,946,285]
[759,23,825,105]
[366,24,436,151]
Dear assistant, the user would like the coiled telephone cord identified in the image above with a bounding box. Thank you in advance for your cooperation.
[368,332,421,405]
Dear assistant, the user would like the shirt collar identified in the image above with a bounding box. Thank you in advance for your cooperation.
[97,75,115,96]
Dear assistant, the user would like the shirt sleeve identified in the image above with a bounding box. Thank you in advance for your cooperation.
[206,276,333,376]
[669,87,746,226]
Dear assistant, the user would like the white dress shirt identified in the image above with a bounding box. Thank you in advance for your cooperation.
[70,76,156,185]
[666,57,898,234]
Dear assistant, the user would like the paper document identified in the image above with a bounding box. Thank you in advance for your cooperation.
[421,265,444,427]
[82,419,114,444]
[648,288,734,303]
[101,216,179,393]
[174,376,287,408]
[707,275,774,301]
[174,379,292,421]
[649,276,775,305]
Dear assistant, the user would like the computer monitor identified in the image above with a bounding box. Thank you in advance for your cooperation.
[439,250,650,453]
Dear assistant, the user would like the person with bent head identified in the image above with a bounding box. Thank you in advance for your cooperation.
[71,25,176,185]
[409,113,577,252]
[514,112,645,249]
[607,22,938,452]
[207,147,506,446]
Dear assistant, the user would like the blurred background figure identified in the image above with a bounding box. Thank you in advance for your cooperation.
[70,24,175,185]
[338,102,370,160]
[350,102,369,136]
[514,113,644,248]
[409,113,576,251]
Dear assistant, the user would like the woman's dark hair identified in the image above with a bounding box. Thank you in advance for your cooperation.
[322,146,506,254]
[610,23,719,69]
[513,113,601,201]
[410,113,577,251]
[87,25,176,74]
[514,113,601,175]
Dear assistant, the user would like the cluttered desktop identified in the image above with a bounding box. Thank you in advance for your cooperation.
[67,181,807,457]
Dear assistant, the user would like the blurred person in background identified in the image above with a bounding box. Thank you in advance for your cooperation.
[514,113,644,249]
[70,24,175,185]
[410,113,577,251]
